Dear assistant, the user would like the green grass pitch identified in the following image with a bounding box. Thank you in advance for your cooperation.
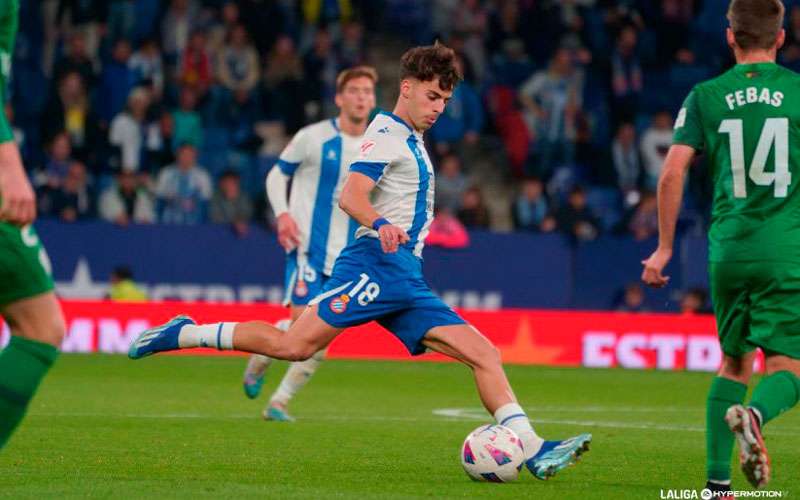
[1,355,798,499]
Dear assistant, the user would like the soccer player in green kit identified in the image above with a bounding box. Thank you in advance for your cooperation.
[0,0,65,451]
[642,0,800,492]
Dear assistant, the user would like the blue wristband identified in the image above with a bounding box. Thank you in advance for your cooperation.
[372,217,390,231]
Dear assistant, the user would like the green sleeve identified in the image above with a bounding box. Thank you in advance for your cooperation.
[672,88,704,151]
[0,0,17,143]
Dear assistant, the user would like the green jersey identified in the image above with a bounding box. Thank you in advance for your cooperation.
[674,62,800,262]
[0,0,17,143]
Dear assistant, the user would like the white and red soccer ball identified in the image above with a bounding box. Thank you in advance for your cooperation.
[460,424,525,482]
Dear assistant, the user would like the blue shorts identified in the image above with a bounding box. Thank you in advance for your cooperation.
[284,251,329,306]
[311,237,465,355]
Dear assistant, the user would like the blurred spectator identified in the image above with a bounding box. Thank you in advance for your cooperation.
[147,113,176,170]
[625,190,658,241]
[41,71,101,166]
[610,25,643,126]
[640,111,673,190]
[681,287,710,315]
[208,1,241,56]
[486,1,524,56]
[261,36,306,134]
[338,21,366,69]
[109,87,154,172]
[513,177,555,233]
[555,185,600,241]
[426,207,470,249]
[612,122,641,195]
[38,161,95,222]
[129,38,165,99]
[155,143,212,224]
[99,170,156,225]
[519,47,583,177]
[452,0,488,80]
[39,132,74,188]
[656,0,697,63]
[782,6,800,69]
[54,0,105,63]
[178,30,212,97]
[457,186,491,229]
[429,54,483,155]
[435,153,468,213]
[209,170,253,236]
[161,0,200,64]
[109,266,149,301]
[53,31,96,89]
[98,39,136,124]
[172,86,203,150]
[616,282,648,312]
[216,24,260,101]
[304,29,339,119]
[107,0,136,43]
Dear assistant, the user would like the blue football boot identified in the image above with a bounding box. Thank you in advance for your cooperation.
[526,433,592,480]
[128,315,195,359]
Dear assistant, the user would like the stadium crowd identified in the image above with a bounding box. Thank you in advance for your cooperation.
[10,0,800,241]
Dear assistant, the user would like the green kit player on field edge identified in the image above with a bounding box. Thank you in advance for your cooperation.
[642,0,800,493]
[0,0,66,452]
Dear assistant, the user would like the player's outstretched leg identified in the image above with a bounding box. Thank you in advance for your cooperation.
[423,325,591,480]
[729,357,800,489]
[242,319,292,399]
[0,293,64,450]
[129,305,342,363]
[264,349,325,422]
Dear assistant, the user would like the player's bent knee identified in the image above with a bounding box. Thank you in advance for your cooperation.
[284,343,317,362]
[718,354,753,383]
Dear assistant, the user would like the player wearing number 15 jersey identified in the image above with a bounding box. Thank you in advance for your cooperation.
[641,0,800,492]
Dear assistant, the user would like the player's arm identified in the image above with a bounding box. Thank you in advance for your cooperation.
[0,1,34,226]
[0,141,36,225]
[339,172,409,253]
[267,128,310,251]
[641,144,695,288]
[266,166,300,251]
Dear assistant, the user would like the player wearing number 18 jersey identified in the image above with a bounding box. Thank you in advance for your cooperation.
[642,0,800,492]
[130,42,591,481]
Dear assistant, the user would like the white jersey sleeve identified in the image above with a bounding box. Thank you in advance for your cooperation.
[276,126,310,175]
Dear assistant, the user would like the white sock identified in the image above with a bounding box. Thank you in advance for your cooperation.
[708,479,731,486]
[178,323,236,350]
[748,406,764,427]
[494,402,544,458]
[270,349,325,406]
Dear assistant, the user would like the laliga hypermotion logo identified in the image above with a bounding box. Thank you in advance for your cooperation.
[330,294,350,314]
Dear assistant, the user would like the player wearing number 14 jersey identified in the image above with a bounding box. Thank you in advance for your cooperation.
[642,0,800,493]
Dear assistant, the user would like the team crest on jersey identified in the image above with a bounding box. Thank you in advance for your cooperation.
[330,294,350,314]
[359,140,376,158]
[294,279,308,298]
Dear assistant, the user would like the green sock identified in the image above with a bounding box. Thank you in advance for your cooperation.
[0,336,59,450]
[706,376,747,482]
[749,370,800,426]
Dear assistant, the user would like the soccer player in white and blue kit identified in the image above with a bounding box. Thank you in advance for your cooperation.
[129,43,591,480]
[241,67,377,422]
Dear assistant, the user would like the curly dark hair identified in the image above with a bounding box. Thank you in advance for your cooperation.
[399,41,462,91]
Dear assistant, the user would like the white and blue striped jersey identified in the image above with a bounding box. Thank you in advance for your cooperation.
[349,111,435,258]
[276,118,361,275]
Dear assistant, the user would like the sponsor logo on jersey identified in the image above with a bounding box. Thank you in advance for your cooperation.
[330,294,350,314]
[359,140,376,158]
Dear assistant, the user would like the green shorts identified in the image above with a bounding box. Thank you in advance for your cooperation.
[710,261,800,359]
[0,222,54,306]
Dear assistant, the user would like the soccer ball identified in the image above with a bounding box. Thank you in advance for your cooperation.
[460,424,525,482]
